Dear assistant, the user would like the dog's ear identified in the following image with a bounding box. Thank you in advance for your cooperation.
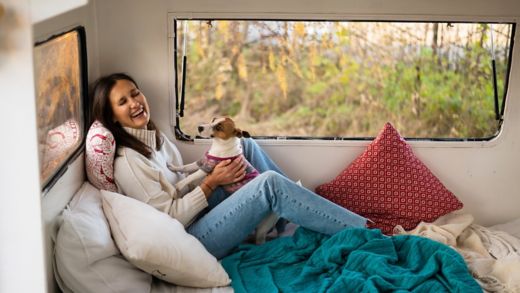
[234,128,251,138]
[242,130,251,138]
[234,128,243,138]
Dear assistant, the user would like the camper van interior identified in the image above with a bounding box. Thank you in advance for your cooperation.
[2,0,520,292]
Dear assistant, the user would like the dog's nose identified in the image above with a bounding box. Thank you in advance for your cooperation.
[198,126,204,133]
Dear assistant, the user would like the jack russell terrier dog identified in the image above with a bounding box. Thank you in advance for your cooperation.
[167,117,280,244]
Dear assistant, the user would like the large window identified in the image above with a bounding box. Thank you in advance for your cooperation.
[34,27,88,190]
[174,20,514,140]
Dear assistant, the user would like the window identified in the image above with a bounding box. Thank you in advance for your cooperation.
[34,27,88,190]
[173,20,514,140]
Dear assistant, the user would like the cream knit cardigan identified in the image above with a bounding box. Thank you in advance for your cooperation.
[114,127,208,226]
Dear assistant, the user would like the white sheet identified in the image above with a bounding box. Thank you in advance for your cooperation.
[395,212,520,293]
[490,217,520,239]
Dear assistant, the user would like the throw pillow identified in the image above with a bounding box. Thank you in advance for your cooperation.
[54,182,152,293]
[42,119,81,164]
[101,190,231,288]
[41,119,81,181]
[85,120,117,191]
[315,122,463,234]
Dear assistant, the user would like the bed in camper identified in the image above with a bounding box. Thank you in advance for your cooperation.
[3,0,520,293]
[42,119,520,293]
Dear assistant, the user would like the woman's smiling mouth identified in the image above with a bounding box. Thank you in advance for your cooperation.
[131,108,145,119]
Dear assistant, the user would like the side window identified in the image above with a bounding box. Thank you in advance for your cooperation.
[34,27,88,190]
[173,20,514,141]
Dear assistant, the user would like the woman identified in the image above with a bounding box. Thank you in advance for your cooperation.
[91,73,367,259]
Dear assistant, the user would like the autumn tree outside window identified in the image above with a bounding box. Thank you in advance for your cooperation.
[173,20,514,141]
[34,27,88,191]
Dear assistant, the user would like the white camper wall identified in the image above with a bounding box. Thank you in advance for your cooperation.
[93,0,520,226]
[32,3,98,293]
[0,1,46,292]
[33,1,99,83]
[30,0,88,24]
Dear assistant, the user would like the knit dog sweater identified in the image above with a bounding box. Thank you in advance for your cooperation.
[197,153,259,193]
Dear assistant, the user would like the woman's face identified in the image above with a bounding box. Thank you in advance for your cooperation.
[109,79,150,129]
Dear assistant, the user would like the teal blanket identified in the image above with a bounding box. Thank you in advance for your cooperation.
[222,228,481,293]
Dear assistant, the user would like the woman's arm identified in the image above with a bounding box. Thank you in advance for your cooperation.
[115,148,208,226]
[202,156,247,194]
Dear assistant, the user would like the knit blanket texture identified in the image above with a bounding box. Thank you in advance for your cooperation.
[395,212,520,293]
[222,228,481,293]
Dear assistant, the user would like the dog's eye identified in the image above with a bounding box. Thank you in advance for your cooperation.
[214,124,222,131]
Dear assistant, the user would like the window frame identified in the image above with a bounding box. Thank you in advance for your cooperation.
[168,14,516,144]
[34,26,90,194]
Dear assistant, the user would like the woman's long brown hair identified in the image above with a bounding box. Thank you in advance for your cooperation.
[90,73,163,158]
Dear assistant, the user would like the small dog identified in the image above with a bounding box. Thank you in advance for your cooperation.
[168,117,279,244]
[168,117,259,195]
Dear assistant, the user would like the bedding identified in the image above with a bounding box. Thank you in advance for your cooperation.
[101,190,231,288]
[55,181,500,293]
[222,227,481,293]
[490,217,520,239]
[54,182,153,293]
[315,122,463,234]
[54,181,233,293]
[395,212,520,292]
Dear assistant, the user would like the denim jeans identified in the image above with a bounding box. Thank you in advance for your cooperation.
[187,138,367,259]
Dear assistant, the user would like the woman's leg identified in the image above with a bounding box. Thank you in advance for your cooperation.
[241,138,285,175]
[241,138,288,232]
[187,171,367,259]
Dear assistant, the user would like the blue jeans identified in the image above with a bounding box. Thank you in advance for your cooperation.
[187,139,367,259]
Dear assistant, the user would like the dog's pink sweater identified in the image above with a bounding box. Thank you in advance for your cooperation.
[197,153,259,193]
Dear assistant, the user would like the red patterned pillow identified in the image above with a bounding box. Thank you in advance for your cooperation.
[315,122,463,234]
[85,121,117,192]
[41,119,81,180]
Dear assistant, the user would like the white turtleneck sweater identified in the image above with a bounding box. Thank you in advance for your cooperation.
[114,127,208,226]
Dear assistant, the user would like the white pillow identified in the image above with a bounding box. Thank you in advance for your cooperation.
[101,190,231,288]
[55,182,152,293]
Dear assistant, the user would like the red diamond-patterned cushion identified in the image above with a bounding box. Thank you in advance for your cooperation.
[315,122,463,234]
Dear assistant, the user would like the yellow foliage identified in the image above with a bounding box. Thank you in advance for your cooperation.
[289,57,304,79]
[294,23,306,38]
[321,35,331,50]
[34,32,80,125]
[339,55,348,69]
[195,27,208,58]
[215,72,227,100]
[309,44,318,81]
[218,21,230,42]
[195,46,206,58]
[309,43,318,65]
[237,54,248,81]
[215,83,224,100]
[276,63,288,99]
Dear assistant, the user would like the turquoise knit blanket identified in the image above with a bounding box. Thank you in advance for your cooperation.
[222,228,481,293]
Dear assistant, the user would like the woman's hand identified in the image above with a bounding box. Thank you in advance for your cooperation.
[204,156,247,189]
